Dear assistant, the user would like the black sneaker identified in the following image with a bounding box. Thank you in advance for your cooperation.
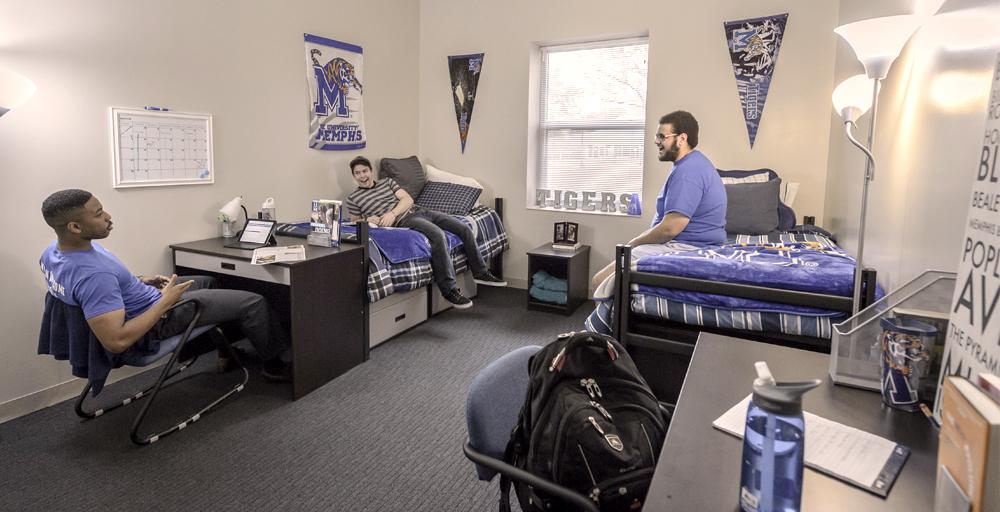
[262,360,293,382]
[474,271,508,287]
[443,289,473,309]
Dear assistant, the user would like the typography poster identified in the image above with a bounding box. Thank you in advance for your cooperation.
[448,53,484,153]
[936,52,1000,414]
[724,13,788,148]
[304,34,365,150]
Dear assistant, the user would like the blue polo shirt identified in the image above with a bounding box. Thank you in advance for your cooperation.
[40,241,161,320]
[651,150,727,244]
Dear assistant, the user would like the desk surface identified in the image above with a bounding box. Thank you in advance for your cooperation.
[170,235,363,264]
[644,333,938,511]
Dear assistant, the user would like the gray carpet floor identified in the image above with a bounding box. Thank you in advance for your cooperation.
[0,287,591,511]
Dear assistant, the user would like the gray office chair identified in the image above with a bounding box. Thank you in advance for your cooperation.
[39,294,249,445]
[464,345,600,512]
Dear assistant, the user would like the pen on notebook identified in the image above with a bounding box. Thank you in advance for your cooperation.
[143,106,170,111]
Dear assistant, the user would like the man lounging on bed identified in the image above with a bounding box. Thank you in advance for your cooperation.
[344,156,506,309]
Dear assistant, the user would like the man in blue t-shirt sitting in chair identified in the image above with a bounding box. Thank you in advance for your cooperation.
[591,110,727,290]
[39,189,292,381]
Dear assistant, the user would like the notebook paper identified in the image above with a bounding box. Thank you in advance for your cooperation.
[713,395,910,497]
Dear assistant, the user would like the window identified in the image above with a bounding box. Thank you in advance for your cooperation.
[533,37,648,215]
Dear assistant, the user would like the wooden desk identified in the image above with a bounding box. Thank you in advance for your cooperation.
[644,333,938,511]
[170,236,368,399]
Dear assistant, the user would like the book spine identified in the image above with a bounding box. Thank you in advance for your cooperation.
[978,374,1000,404]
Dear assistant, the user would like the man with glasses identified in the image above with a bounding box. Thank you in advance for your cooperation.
[590,110,727,290]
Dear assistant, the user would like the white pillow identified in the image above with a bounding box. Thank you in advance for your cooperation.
[425,164,483,190]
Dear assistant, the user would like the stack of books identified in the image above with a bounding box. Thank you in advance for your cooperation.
[935,374,1000,512]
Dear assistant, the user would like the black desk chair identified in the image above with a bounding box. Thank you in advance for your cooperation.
[464,345,600,512]
[38,293,249,445]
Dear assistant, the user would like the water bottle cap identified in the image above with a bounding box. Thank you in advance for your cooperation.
[262,197,275,208]
[752,379,822,415]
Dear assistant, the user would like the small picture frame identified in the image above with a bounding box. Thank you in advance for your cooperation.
[553,221,579,244]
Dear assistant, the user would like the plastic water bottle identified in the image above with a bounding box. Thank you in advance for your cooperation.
[261,197,276,221]
[739,362,820,512]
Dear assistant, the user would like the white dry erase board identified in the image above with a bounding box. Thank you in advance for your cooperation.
[110,107,214,188]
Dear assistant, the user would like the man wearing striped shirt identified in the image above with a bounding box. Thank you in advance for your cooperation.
[345,156,506,309]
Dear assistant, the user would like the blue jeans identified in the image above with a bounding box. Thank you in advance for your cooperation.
[398,208,488,294]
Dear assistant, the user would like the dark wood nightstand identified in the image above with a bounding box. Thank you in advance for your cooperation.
[526,244,590,315]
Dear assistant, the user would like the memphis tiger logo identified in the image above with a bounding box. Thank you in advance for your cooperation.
[311,49,363,118]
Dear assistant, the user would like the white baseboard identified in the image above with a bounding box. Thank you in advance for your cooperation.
[0,364,160,425]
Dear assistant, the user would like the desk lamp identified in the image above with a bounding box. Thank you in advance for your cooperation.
[833,15,921,315]
[218,196,247,238]
[0,66,36,118]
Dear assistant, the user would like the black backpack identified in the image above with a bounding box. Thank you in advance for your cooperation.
[501,331,667,512]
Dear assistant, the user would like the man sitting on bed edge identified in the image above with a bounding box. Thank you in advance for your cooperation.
[590,110,727,292]
[345,156,507,309]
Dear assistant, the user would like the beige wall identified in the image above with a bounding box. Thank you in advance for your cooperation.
[418,0,841,287]
[823,0,1000,291]
[0,0,419,419]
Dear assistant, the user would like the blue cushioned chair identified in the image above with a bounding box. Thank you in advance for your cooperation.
[464,345,600,512]
[39,293,249,445]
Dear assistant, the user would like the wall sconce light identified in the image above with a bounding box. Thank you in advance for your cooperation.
[0,66,36,117]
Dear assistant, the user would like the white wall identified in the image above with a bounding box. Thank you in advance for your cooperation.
[823,0,1000,291]
[0,0,419,420]
[417,0,841,287]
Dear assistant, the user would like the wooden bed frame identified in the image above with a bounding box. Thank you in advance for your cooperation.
[609,243,877,405]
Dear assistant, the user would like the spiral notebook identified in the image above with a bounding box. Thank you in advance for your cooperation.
[713,395,910,498]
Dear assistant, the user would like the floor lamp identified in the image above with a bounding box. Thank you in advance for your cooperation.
[833,14,922,315]
[0,66,36,117]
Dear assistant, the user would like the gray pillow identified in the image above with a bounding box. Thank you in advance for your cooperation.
[379,155,426,199]
[725,178,780,235]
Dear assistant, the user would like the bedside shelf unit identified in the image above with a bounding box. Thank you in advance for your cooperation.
[526,243,590,315]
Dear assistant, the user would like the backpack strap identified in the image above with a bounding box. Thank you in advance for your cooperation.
[499,474,513,512]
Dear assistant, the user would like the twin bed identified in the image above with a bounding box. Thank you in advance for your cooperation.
[584,169,878,405]
[349,199,509,347]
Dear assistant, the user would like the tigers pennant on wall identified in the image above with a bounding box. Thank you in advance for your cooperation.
[448,53,484,153]
[304,33,366,150]
[723,13,788,148]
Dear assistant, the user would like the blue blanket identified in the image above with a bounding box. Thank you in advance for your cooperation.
[341,223,463,264]
[634,242,856,315]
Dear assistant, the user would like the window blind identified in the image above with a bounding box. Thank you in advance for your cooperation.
[538,38,649,201]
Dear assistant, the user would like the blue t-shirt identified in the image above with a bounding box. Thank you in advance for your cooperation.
[651,150,727,244]
[39,241,161,320]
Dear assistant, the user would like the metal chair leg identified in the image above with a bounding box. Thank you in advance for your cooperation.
[130,322,249,445]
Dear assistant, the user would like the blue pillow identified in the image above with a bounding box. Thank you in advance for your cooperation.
[415,181,482,215]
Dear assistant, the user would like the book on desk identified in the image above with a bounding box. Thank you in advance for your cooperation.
[935,376,1000,512]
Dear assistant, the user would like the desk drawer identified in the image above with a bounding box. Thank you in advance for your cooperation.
[175,251,290,285]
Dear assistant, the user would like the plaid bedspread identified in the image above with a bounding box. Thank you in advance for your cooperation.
[366,205,508,302]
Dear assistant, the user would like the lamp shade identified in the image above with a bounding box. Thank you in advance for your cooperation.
[834,15,923,79]
[0,67,37,117]
[832,74,876,123]
[218,196,243,222]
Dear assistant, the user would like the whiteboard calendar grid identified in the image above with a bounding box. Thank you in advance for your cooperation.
[111,107,214,188]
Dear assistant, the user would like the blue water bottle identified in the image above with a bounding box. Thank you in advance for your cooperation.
[739,362,820,512]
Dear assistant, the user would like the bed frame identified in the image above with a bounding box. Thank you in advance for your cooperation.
[609,243,877,405]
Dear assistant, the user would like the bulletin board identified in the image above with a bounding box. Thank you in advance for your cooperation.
[110,107,214,188]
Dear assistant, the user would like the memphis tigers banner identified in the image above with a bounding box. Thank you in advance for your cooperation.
[304,34,366,150]
[724,13,788,148]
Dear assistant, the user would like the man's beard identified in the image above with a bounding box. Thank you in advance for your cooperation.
[658,141,679,162]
